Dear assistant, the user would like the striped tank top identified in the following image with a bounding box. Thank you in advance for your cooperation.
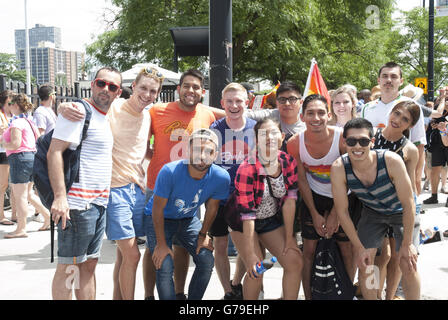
[342,150,403,215]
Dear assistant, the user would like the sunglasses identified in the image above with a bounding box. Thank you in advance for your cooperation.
[143,67,164,79]
[94,79,120,92]
[345,137,372,147]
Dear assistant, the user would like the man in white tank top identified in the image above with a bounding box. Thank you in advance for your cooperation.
[287,94,355,300]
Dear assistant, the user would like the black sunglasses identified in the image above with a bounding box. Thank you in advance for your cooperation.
[277,96,300,104]
[345,137,371,147]
[94,79,120,93]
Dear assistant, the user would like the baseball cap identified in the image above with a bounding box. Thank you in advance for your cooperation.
[189,128,219,148]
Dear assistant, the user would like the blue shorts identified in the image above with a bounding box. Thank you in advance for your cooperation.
[57,204,106,265]
[106,184,146,240]
[8,152,34,184]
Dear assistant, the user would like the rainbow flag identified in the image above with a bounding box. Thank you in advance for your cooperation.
[303,58,331,108]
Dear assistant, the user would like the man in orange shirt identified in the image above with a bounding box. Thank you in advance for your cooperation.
[143,69,217,300]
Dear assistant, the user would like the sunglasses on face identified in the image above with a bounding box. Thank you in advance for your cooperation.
[345,137,371,147]
[94,79,120,92]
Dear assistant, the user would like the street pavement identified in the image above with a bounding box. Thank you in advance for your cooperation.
[0,188,447,300]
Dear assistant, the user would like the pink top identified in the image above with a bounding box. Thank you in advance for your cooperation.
[2,118,38,156]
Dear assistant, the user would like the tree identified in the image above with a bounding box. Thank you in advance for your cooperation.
[86,0,395,90]
[0,53,28,83]
[386,8,448,92]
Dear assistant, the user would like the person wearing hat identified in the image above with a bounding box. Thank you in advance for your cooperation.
[144,128,230,300]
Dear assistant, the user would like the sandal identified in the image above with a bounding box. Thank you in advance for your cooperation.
[38,225,51,231]
[4,232,28,239]
[0,219,15,226]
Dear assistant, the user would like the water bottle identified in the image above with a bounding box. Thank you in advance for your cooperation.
[421,226,444,244]
[420,228,435,244]
[255,256,277,274]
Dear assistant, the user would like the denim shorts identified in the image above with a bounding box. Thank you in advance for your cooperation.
[106,184,146,240]
[8,152,34,184]
[57,204,106,265]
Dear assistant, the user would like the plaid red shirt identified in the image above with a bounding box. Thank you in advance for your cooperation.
[235,150,298,220]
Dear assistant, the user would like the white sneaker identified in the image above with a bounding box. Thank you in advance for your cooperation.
[32,214,45,223]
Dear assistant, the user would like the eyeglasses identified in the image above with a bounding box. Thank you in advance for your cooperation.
[142,67,164,79]
[277,96,300,104]
[94,79,120,93]
[345,137,371,147]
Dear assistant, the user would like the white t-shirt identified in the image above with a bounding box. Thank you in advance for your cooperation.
[52,101,114,210]
[361,95,426,145]
[33,105,57,135]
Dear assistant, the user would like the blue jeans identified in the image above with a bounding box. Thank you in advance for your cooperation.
[145,215,214,300]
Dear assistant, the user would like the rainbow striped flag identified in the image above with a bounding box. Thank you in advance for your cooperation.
[303,58,331,108]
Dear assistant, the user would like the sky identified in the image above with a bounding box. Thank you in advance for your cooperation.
[0,0,426,55]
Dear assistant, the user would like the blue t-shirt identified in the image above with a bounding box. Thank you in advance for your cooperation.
[145,160,230,219]
[210,117,256,204]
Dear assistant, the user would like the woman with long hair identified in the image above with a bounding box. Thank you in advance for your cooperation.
[0,90,16,225]
[373,100,421,300]
[0,93,50,238]
[329,86,357,127]
[230,118,303,300]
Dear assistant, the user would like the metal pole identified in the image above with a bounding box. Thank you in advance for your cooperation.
[24,0,31,95]
[428,0,434,101]
[209,0,232,108]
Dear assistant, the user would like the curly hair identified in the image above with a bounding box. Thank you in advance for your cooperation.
[10,93,34,113]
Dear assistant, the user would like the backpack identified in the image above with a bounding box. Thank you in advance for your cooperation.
[310,238,356,300]
[33,99,92,262]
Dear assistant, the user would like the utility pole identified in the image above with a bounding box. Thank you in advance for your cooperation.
[24,0,31,95]
[209,0,232,108]
[428,0,434,101]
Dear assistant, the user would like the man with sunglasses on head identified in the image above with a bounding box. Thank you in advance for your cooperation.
[49,67,123,300]
[142,69,217,300]
[331,118,421,300]
[57,66,164,300]
[286,94,357,300]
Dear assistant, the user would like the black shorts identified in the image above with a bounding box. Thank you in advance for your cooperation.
[431,147,448,167]
[0,153,8,165]
[209,205,229,237]
[300,191,362,242]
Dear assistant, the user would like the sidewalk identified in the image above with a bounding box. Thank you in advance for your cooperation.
[0,189,447,300]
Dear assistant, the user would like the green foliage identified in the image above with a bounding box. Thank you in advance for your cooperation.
[0,53,29,83]
[90,0,448,93]
[387,8,448,91]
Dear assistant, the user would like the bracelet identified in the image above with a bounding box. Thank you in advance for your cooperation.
[198,231,207,237]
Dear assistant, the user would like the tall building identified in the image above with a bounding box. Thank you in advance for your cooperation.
[15,24,62,53]
[15,24,84,86]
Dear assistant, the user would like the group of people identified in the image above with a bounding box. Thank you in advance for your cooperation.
[1,60,446,301]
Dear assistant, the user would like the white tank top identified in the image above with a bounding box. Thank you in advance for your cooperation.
[299,127,342,198]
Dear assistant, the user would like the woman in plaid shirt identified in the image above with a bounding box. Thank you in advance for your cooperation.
[229,118,303,300]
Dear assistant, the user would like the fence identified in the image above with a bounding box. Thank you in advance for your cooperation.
[0,74,177,110]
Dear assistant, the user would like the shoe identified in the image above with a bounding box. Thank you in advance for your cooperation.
[445,198,448,208]
[175,293,187,300]
[258,290,264,300]
[420,209,425,214]
[223,292,237,300]
[230,281,243,300]
[144,296,155,300]
[423,195,438,204]
[32,214,45,223]
[443,230,448,238]
[136,237,146,246]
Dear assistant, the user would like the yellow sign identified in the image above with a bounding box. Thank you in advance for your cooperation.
[415,77,428,94]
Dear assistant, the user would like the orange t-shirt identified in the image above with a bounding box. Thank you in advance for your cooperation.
[147,101,216,189]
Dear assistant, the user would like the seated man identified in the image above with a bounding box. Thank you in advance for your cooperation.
[331,118,421,300]
[144,129,230,300]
